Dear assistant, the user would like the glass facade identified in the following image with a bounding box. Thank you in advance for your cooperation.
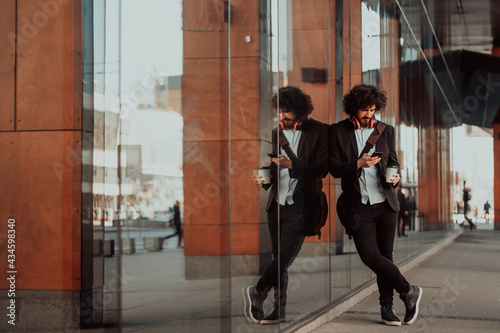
[87,0,461,331]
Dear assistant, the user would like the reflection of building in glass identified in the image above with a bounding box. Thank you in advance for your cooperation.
[92,92,124,226]
[92,88,183,225]
[155,75,182,113]
[121,93,184,215]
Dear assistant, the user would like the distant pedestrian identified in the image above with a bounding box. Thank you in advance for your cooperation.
[484,201,491,223]
[408,195,416,231]
[397,187,408,237]
[462,183,475,230]
[164,201,183,248]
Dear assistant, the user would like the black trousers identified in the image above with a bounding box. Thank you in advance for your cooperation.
[463,206,475,228]
[256,201,305,307]
[350,201,411,306]
[164,224,182,246]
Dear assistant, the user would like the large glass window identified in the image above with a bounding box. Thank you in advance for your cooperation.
[87,1,457,331]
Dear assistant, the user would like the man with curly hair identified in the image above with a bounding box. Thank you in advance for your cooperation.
[244,86,329,325]
[329,84,423,326]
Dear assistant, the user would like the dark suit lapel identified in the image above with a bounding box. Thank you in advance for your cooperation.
[297,125,308,158]
[347,124,361,194]
[346,122,358,158]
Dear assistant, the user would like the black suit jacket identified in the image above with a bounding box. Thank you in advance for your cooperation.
[329,119,399,211]
[265,118,329,212]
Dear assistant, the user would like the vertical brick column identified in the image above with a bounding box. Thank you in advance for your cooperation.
[0,0,15,132]
[380,17,400,125]
[494,123,500,230]
[418,127,453,230]
[343,0,363,89]
[284,0,333,250]
[0,0,87,331]
[182,0,269,278]
[415,42,453,229]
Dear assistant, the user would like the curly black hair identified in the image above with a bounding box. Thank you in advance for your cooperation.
[343,84,387,117]
[271,86,314,118]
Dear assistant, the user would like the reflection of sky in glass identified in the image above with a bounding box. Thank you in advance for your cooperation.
[118,1,184,178]
[452,126,493,207]
[362,3,381,72]
[399,124,419,185]
[121,109,183,177]
[121,0,182,94]
[271,0,291,76]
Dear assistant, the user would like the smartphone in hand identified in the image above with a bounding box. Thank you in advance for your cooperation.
[268,153,278,158]
[370,152,383,158]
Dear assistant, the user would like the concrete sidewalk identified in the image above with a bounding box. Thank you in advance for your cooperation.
[72,224,500,333]
[308,227,500,333]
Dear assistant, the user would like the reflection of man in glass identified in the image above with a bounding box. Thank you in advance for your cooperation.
[329,84,422,326]
[244,86,328,325]
[484,200,491,223]
[163,201,182,248]
[462,182,475,230]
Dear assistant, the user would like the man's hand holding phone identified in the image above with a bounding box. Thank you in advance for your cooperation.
[270,154,292,169]
[357,152,382,169]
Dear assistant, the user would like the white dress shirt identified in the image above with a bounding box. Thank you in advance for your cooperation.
[354,126,386,205]
[275,128,302,205]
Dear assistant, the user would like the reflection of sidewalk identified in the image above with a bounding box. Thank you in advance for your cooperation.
[78,225,500,332]
[97,226,177,253]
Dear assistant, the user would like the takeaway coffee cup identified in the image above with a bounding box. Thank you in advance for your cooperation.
[385,165,398,183]
[257,167,271,184]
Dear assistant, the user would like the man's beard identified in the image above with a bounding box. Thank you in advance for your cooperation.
[282,118,295,129]
[359,117,372,127]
